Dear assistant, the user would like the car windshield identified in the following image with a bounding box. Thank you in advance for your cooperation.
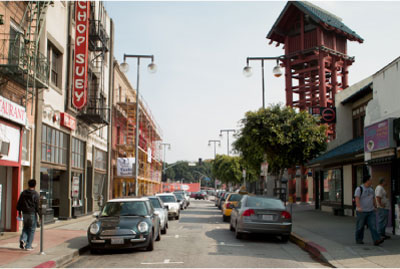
[228,194,242,202]
[101,201,148,217]
[149,198,162,208]
[175,193,184,200]
[245,197,285,210]
[159,195,177,203]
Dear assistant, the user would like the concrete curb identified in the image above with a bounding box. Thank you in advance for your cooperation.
[33,244,89,268]
[290,232,335,268]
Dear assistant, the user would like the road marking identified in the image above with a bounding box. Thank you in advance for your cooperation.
[212,241,244,247]
[141,259,184,265]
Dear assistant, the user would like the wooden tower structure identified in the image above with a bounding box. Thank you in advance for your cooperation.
[267,1,363,139]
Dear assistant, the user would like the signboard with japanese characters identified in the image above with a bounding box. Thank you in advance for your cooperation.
[364,118,396,152]
[72,1,90,109]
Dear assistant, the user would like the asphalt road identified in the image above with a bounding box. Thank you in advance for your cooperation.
[67,198,327,268]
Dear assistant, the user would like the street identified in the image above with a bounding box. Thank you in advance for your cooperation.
[66,199,327,268]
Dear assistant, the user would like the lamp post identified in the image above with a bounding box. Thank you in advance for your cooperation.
[120,54,157,196]
[208,139,220,190]
[219,129,236,156]
[243,56,283,109]
[160,143,171,181]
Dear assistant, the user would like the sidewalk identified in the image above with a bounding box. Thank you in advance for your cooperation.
[289,203,400,268]
[0,215,93,268]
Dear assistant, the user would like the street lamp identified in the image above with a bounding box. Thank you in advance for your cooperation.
[243,56,283,109]
[208,139,221,159]
[219,129,236,156]
[121,54,157,196]
[160,143,171,181]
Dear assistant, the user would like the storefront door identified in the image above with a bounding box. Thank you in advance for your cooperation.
[0,166,12,231]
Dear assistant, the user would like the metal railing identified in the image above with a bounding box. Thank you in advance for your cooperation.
[0,34,49,88]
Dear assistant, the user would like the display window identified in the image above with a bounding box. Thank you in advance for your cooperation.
[323,168,342,203]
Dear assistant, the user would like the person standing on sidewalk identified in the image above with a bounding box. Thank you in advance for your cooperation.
[16,179,40,251]
[354,175,384,246]
[375,178,391,239]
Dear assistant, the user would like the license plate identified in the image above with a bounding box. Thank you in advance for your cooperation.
[111,238,124,245]
[262,215,274,221]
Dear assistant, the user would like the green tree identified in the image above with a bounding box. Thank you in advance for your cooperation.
[234,104,327,177]
[212,154,242,184]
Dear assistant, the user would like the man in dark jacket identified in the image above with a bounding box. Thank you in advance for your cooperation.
[16,179,40,251]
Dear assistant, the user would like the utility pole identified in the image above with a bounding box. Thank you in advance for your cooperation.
[219,129,235,156]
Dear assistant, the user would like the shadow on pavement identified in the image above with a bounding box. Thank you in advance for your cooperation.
[179,216,223,224]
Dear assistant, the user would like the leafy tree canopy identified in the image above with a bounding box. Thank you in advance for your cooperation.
[234,104,327,174]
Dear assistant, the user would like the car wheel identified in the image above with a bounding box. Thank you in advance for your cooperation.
[235,223,243,239]
[90,248,99,255]
[175,214,180,220]
[223,215,228,222]
[161,225,167,234]
[229,221,234,232]
[156,227,161,241]
[146,232,154,251]
[281,235,290,243]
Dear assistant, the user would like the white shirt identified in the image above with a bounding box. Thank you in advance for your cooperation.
[375,185,390,210]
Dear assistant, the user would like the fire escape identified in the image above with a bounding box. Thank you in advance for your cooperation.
[77,2,109,126]
[0,1,51,109]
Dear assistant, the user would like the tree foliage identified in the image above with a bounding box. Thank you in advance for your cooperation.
[165,160,212,184]
[234,104,327,174]
[212,155,242,184]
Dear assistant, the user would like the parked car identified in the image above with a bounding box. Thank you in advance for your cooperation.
[174,191,190,207]
[201,191,208,200]
[156,193,180,220]
[215,191,225,206]
[87,197,161,254]
[221,193,242,222]
[147,196,168,234]
[218,192,230,210]
[194,192,206,200]
[230,195,292,242]
[174,193,187,210]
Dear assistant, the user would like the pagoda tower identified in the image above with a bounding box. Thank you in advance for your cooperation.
[267,1,363,139]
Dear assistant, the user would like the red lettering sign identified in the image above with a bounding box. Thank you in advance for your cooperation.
[60,113,77,130]
[72,1,90,110]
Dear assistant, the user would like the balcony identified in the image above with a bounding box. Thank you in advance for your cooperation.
[77,82,109,125]
[89,20,109,52]
[0,34,49,88]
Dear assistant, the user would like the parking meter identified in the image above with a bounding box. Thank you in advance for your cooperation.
[39,196,47,255]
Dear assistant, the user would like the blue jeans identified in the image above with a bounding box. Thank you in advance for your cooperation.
[355,211,381,243]
[19,213,37,249]
[377,208,389,237]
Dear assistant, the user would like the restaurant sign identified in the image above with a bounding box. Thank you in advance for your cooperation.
[72,1,90,109]
[0,95,26,125]
[60,113,76,130]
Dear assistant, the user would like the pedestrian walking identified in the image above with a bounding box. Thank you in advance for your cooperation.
[16,179,40,251]
[375,178,391,239]
[354,175,384,246]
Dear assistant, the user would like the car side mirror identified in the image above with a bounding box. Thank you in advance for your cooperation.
[93,211,100,218]
[164,205,169,210]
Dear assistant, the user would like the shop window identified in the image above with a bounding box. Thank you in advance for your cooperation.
[323,168,342,203]
[22,129,30,162]
[72,138,85,169]
[94,148,107,171]
[41,124,68,166]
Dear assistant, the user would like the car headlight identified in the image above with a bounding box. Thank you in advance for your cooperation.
[89,223,100,234]
[138,221,149,233]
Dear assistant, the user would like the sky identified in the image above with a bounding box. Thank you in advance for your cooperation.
[105,1,400,164]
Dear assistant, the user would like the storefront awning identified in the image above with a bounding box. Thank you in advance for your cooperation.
[307,137,364,167]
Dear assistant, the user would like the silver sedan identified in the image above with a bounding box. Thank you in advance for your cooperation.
[230,195,292,242]
[147,196,168,234]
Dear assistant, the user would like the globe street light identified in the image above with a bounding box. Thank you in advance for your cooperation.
[243,56,283,109]
[121,54,157,196]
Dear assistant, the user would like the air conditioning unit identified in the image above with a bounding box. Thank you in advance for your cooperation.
[0,140,10,157]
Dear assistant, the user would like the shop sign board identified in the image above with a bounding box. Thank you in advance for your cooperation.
[117,157,136,177]
[364,118,396,152]
[71,176,80,198]
[309,107,336,124]
[0,95,26,125]
[72,1,90,109]
[60,113,76,130]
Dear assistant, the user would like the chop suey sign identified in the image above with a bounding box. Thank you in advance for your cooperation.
[72,1,90,110]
